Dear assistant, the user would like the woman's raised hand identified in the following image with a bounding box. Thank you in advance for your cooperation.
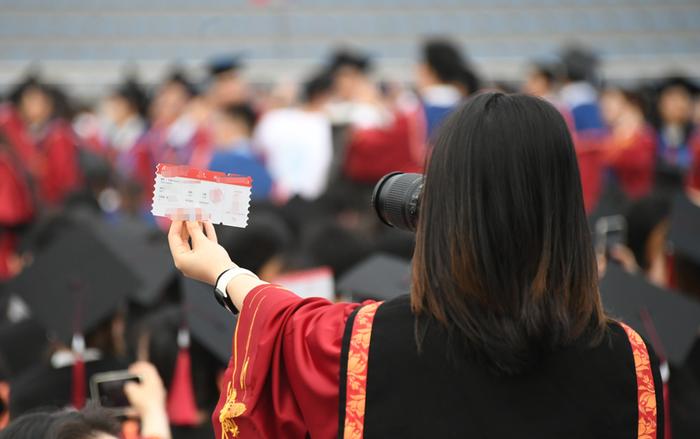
[168,220,235,286]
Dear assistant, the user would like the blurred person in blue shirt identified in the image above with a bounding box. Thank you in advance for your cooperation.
[416,39,479,139]
[558,46,606,138]
[208,104,273,200]
[653,76,699,173]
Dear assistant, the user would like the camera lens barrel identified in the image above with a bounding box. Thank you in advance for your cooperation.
[371,172,424,232]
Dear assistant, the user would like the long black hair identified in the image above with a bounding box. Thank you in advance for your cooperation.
[412,92,605,375]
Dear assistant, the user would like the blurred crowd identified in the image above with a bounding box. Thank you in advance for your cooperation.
[1,38,700,438]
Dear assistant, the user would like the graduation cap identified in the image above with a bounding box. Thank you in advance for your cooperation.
[668,194,700,265]
[0,319,47,379]
[6,226,139,346]
[87,218,177,306]
[207,55,243,77]
[182,277,237,364]
[6,226,139,408]
[337,253,411,302]
[166,277,237,426]
[599,264,700,364]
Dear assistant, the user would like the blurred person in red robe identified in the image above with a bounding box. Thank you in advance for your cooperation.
[600,87,656,199]
[124,70,211,207]
[327,49,423,184]
[99,80,148,160]
[0,132,34,280]
[0,77,81,207]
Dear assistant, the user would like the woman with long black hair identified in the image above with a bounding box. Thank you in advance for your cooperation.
[169,92,663,439]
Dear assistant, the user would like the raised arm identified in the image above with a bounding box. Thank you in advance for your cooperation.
[167,220,267,310]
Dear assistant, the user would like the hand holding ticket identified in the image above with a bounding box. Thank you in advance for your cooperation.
[151,163,252,227]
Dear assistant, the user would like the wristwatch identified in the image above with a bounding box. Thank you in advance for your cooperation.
[214,267,259,314]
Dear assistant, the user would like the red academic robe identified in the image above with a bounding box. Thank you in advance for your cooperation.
[125,123,212,208]
[0,105,81,206]
[0,151,35,279]
[212,285,361,439]
[602,125,656,199]
[344,111,423,184]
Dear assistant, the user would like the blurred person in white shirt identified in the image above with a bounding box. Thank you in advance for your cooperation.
[254,72,333,201]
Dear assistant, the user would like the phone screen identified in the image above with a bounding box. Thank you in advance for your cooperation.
[92,373,140,409]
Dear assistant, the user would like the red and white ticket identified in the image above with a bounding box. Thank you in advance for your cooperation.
[151,163,252,228]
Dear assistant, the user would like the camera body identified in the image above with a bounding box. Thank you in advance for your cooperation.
[371,172,424,232]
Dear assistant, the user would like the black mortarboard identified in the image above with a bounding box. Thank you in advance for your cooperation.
[88,218,177,306]
[668,194,700,265]
[182,277,237,364]
[207,55,243,77]
[0,319,47,379]
[6,227,140,345]
[337,253,411,302]
[600,264,700,364]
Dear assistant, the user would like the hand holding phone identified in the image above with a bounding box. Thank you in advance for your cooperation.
[123,362,172,439]
[90,371,141,412]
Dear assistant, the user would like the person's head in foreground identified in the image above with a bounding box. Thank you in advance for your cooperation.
[412,92,606,374]
[0,405,119,439]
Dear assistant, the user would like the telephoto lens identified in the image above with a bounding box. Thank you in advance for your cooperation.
[371,172,424,232]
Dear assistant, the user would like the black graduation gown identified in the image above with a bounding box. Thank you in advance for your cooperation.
[338,295,665,439]
[9,356,127,418]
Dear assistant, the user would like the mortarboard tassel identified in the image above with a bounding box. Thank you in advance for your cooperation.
[662,370,671,439]
[166,327,199,426]
[71,333,86,409]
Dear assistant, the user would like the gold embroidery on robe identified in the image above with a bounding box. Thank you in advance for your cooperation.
[218,286,273,438]
[343,302,381,439]
[619,322,658,439]
[219,381,247,438]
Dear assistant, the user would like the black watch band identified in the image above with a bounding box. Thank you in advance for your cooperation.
[214,269,239,315]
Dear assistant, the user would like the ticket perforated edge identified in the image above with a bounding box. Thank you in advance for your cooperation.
[151,163,252,228]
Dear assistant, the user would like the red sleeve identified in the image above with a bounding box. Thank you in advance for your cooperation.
[603,127,656,199]
[0,152,34,225]
[213,284,361,439]
[39,122,82,205]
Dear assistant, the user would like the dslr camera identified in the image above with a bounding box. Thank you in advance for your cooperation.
[371,172,424,232]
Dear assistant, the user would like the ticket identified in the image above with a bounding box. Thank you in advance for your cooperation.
[151,163,252,228]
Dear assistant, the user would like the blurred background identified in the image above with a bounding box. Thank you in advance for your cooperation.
[1,0,700,96]
[1,1,700,438]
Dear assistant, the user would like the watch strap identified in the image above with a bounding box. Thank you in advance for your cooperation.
[214,267,258,314]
